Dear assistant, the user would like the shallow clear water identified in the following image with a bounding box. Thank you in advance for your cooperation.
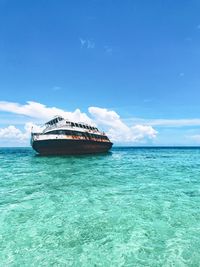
[0,147,200,266]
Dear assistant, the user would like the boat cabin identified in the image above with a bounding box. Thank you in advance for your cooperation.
[44,116,99,132]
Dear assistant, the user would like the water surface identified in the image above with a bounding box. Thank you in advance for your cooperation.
[0,147,200,266]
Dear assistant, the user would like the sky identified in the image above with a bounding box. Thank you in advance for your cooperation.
[1,0,200,146]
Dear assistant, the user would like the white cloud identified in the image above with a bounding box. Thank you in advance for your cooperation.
[0,101,158,145]
[0,125,25,140]
[89,107,157,143]
[151,118,200,127]
[0,101,93,124]
[104,46,113,55]
[80,38,87,47]
[2,101,200,146]
[126,118,200,127]
[131,125,157,140]
[80,38,95,49]
[52,86,62,91]
[0,122,42,144]
[87,40,95,49]
[188,134,200,143]
[89,107,127,129]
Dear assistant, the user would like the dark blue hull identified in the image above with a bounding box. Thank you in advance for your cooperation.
[32,139,113,155]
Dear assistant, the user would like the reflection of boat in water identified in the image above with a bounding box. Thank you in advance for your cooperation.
[31,116,113,155]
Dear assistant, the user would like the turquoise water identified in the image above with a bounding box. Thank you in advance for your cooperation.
[0,147,200,266]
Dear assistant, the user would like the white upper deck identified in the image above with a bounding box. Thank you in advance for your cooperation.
[42,116,103,135]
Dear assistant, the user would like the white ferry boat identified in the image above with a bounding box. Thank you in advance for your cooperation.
[31,116,113,155]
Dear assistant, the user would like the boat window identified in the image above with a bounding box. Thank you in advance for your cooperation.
[75,123,79,127]
[64,130,71,135]
[71,122,75,127]
[76,132,84,136]
[45,130,61,135]
[82,125,86,129]
[58,130,65,134]
[45,130,55,134]
[79,124,83,128]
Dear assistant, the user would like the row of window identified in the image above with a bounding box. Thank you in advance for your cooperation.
[47,119,98,131]
[69,122,98,131]
[45,130,109,140]
[46,117,63,126]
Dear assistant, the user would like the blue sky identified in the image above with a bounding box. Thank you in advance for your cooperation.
[1,0,200,146]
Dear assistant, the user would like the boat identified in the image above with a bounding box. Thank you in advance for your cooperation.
[31,116,113,155]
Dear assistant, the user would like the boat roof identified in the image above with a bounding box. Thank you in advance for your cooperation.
[44,115,98,130]
[45,116,64,125]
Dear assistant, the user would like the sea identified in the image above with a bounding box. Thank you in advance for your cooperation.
[0,147,200,266]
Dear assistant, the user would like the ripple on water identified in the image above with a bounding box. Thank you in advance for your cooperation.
[0,147,200,266]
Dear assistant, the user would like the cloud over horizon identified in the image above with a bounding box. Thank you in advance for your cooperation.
[0,122,41,144]
[0,101,93,124]
[2,101,200,146]
[0,101,158,145]
[89,107,157,142]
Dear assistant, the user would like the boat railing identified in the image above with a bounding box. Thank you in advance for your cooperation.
[43,124,104,135]
[32,132,110,142]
